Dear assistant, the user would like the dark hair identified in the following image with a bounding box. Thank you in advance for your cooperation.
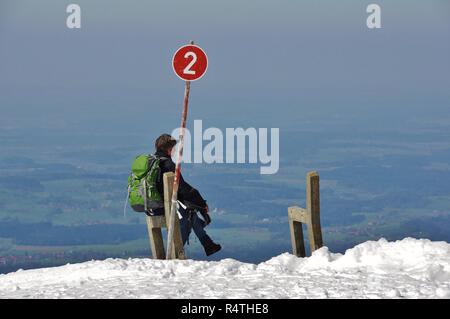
[155,134,177,152]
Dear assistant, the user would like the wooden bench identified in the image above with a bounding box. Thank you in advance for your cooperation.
[288,171,324,257]
[145,172,186,260]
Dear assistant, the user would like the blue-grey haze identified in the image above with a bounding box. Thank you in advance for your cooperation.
[0,1,449,269]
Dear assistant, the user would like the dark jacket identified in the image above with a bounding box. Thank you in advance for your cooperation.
[154,150,207,210]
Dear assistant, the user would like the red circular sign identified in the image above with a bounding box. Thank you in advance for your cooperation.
[172,44,208,81]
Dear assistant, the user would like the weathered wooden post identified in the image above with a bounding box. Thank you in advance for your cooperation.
[163,172,186,260]
[145,172,185,260]
[146,212,166,260]
[288,207,306,257]
[288,171,323,257]
[306,171,323,252]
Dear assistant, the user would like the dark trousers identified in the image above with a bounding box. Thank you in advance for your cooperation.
[178,203,208,246]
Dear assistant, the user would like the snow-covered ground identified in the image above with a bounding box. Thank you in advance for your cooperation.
[1,237,450,299]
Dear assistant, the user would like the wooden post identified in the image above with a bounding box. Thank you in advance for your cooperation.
[145,172,185,260]
[288,171,323,257]
[288,207,306,257]
[146,221,165,259]
[163,172,186,260]
[306,171,323,253]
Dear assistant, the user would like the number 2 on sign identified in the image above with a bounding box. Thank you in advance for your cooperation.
[183,52,197,75]
[172,44,207,81]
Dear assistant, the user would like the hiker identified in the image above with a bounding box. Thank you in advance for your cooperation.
[149,134,221,257]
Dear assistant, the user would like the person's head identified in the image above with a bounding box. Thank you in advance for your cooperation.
[155,134,177,156]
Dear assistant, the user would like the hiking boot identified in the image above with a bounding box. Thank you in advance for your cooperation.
[200,236,222,256]
[204,242,222,256]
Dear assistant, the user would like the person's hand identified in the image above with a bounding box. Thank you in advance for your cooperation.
[201,205,211,226]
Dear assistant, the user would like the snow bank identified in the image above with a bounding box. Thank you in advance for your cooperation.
[1,237,450,299]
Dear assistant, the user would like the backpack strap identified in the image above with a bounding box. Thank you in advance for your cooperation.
[153,154,169,161]
[123,181,131,219]
[153,154,168,185]
[147,154,158,168]
[142,179,148,212]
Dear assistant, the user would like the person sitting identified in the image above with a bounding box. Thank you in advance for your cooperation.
[149,134,221,257]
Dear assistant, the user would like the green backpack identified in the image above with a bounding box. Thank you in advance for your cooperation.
[125,154,165,213]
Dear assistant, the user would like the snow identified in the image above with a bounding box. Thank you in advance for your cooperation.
[1,237,450,299]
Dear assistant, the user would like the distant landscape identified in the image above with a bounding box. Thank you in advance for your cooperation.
[1,0,449,275]
[1,106,450,274]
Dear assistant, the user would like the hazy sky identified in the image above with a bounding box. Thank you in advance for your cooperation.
[1,0,449,131]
